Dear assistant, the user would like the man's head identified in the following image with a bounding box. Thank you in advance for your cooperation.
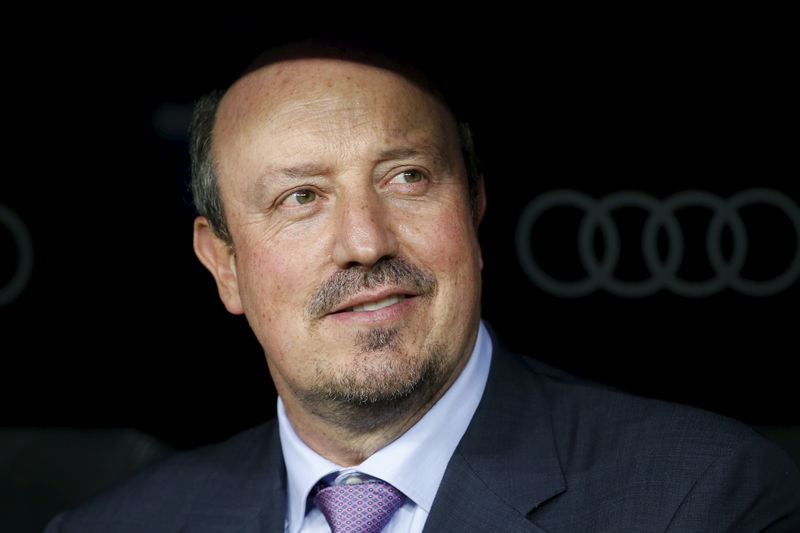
[190,43,483,247]
[191,43,486,434]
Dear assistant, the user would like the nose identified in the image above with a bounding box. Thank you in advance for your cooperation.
[332,189,399,269]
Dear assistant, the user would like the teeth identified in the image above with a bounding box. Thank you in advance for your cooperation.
[348,294,405,312]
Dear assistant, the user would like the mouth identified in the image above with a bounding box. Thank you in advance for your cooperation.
[325,288,419,324]
[330,289,415,315]
[307,256,437,320]
[340,294,408,313]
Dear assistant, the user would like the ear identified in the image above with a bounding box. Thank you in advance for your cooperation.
[193,216,244,315]
[474,175,487,270]
[474,174,487,226]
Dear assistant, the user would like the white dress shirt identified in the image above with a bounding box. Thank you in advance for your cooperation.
[278,321,493,533]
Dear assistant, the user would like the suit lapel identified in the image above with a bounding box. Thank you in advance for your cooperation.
[423,452,551,533]
[424,340,566,532]
[178,422,287,533]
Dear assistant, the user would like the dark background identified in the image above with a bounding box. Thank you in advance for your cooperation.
[2,11,797,453]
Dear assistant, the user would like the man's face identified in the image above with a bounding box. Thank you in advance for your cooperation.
[196,58,484,422]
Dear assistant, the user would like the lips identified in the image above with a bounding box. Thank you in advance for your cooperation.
[324,288,419,326]
[343,294,407,312]
[306,257,438,319]
[330,289,414,315]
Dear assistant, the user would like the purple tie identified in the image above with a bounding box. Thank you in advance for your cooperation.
[313,476,406,533]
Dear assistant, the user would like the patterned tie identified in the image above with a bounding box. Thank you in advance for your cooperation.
[313,475,406,533]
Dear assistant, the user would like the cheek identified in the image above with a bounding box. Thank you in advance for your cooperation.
[400,205,481,283]
[235,241,321,328]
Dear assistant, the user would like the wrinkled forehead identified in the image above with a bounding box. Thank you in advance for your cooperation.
[212,57,462,165]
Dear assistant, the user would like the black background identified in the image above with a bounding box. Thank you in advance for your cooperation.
[2,10,797,450]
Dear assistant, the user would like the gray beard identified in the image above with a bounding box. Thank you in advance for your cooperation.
[299,331,449,434]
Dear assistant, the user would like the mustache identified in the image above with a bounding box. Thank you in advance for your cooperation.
[307,257,437,317]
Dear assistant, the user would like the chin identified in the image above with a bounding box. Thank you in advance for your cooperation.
[299,340,450,432]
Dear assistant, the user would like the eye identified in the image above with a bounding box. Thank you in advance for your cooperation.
[389,169,425,184]
[282,189,318,206]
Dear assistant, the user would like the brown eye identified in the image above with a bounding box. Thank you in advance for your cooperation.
[392,169,424,183]
[285,189,317,205]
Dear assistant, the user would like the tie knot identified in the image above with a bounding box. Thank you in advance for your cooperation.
[313,475,406,533]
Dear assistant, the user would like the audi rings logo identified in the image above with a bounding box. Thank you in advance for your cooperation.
[0,204,34,306]
[515,189,800,298]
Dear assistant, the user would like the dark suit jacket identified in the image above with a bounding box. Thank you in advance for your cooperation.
[45,344,800,532]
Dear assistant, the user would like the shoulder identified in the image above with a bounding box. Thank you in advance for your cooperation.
[496,349,800,531]
[44,421,285,533]
[517,351,759,456]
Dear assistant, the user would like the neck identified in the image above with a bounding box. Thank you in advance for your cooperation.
[273,323,481,466]
[277,347,472,466]
[283,390,445,465]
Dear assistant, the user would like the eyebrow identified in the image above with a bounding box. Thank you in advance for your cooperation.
[247,144,454,205]
[264,145,451,180]
[245,164,330,206]
[377,145,452,171]
[269,163,332,180]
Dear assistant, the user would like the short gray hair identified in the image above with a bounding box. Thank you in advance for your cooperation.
[189,89,230,244]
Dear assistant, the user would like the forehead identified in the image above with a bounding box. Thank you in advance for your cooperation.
[212,57,461,182]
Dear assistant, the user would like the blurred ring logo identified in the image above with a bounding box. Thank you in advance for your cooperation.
[515,189,800,298]
[0,205,34,306]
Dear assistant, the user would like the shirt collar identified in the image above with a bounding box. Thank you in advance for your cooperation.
[278,321,492,533]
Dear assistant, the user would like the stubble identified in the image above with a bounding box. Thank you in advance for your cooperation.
[296,257,453,433]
